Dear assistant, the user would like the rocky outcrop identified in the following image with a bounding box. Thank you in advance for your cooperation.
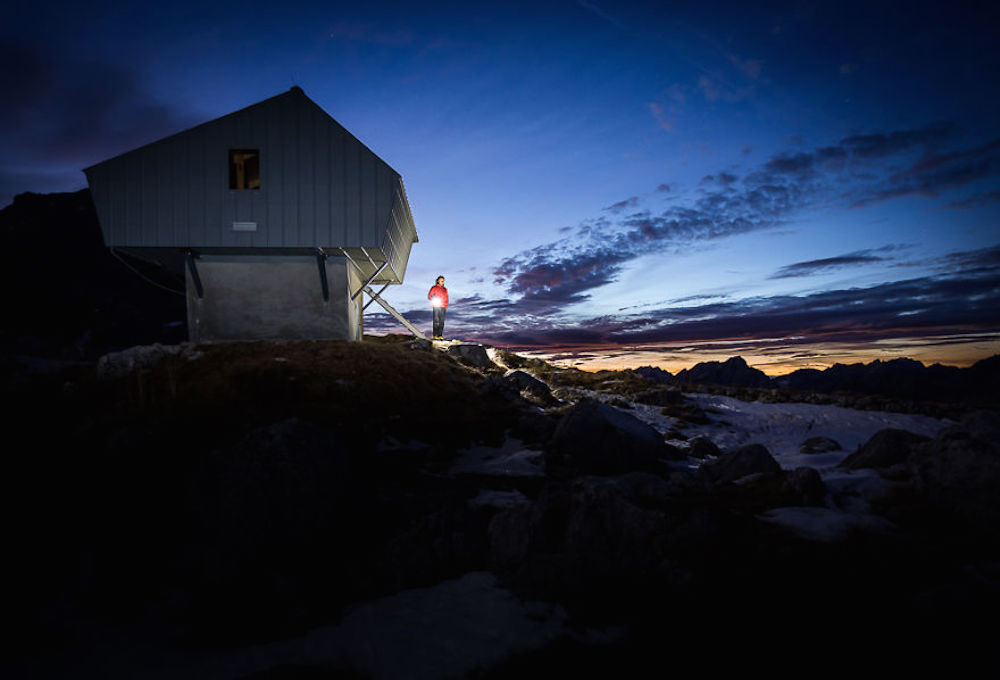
[775,355,1000,402]
[549,398,679,473]
[503,369,558,405]
[839,428,930,470]
[674,356,771,388]
[448,343,495,369]
[907,413,1000,524]
[488,477,671,605]
[701,443,782,484]
[631,365,673,383]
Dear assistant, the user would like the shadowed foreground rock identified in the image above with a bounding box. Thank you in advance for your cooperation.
[447,343,494,369]
[701,443,781,484]
[488,476,672,610]
[839,428,930,470]
[550,398,680,473]
[908,415,1000,524]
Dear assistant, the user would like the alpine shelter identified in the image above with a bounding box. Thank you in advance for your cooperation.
[83,86,423,342]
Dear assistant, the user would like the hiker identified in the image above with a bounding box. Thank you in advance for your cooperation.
[427,275,449,340]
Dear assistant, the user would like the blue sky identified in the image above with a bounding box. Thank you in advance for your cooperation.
[4,0,999,372]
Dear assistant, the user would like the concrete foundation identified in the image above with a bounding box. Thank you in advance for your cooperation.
[185,255,362,343]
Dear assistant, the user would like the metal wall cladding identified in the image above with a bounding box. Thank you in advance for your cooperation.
[84,88,417,282]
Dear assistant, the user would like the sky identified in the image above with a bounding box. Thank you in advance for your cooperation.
[4,0,999,373]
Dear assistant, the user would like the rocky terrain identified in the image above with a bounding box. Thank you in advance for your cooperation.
[3,189,999,676]
[3,336,999,678]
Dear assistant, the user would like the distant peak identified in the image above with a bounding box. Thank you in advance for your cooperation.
[289,85,305,95]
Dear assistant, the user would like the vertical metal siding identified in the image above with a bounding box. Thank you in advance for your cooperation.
[85,88,416,260]
[314,105,330,248]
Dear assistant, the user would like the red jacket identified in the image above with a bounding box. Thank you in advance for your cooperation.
[428,284,449,309]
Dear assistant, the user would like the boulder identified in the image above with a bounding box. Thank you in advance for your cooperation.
[783,466,827,506]
[488,477,670,603]
[447,343,495,369]
[839,428,930,470]
[799,436,841,454]
[907,423,1000,524]
[550,398,677,473]
[688,436,722,459]
[503,370,557,405]
[701,444,781,484]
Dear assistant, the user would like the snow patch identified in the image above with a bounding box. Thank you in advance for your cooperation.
[680,393,949,470]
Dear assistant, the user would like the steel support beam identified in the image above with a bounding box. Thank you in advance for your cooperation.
[363,285,427,340]
[363,283,390,311]
[185,250,203,299]
[316,252,330,302]
[350,261,388,300]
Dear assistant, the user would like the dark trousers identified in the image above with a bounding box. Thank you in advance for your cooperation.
[433,306,447,338]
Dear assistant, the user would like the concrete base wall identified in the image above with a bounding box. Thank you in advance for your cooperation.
[186,255,362,342]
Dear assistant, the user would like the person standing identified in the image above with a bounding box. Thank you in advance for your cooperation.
[427,275,449,340]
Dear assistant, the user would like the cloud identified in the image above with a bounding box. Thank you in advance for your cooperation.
[491,121,998,321]
[854,137,1000,206]
[0,39,200,205]
[947,189,1000,210]
[840,122,953,159]
[700,172,738,186]
[647,101,674,132]
[370,244,1000,350]
[939,243,1000,273]
[484,267,1000,349]
[603,196,640,214]
[769,247,902,279]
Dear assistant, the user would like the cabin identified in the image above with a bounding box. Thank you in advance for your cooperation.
[83,86,421,342]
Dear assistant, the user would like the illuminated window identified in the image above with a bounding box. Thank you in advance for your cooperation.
[229,149,260,189]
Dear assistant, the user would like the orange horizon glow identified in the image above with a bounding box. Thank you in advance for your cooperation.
[504,332,1000,376]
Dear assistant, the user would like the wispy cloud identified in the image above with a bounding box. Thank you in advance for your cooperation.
[603,196,640,214]
[769,245,906,279]
[484,261,1000,349]
[490,120,999,325]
